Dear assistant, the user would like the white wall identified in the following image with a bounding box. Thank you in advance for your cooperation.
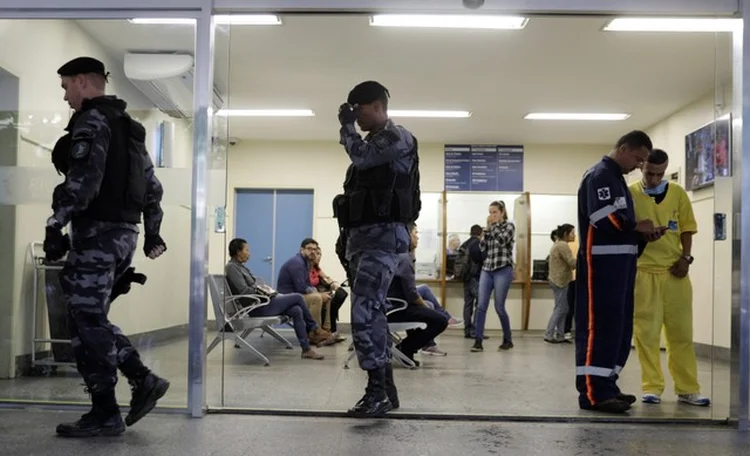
[0,19,195,377]
[220,140,607,328]
[635,91,733,349]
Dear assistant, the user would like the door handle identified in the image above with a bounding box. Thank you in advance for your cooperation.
[263,256,272,263]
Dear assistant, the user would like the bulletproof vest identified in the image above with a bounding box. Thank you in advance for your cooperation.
[74,99,147,224]
[336,136,421,228]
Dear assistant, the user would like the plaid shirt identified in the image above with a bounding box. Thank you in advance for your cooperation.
[480,221,515,272]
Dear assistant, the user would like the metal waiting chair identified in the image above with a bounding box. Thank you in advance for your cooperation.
[343,297,427,370]
[206,274,293,366]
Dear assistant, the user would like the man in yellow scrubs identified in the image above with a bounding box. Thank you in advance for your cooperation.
[629,149,710,406]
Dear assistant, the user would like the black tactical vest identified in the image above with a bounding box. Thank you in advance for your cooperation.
[74,99,147,224]
[334,136,421,228]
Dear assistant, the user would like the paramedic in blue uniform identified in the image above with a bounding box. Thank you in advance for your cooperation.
[575,130,666,414]
[333,80,420,418]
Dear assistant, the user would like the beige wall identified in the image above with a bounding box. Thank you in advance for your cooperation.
[220,141,608,328]
[0,19,195,378]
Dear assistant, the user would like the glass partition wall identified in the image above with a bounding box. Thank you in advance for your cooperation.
[206,12,736,422]
[0,11,204,415]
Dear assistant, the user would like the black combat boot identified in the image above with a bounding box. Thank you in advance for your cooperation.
[125,372,170,427]
[56,390,125,438]
[384,363,399,409]
[347,367,393,418]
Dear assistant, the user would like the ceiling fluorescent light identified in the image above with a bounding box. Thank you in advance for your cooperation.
[216,109,315,117]
[129,15,281,26]
[389,110,472,118]
[603,17,739,33]
[525,113,630,121]
[370,14,528,30]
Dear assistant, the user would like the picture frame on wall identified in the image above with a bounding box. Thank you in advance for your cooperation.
[684,113,731,191]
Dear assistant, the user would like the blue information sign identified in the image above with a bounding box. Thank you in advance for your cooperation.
[444,144,524,192]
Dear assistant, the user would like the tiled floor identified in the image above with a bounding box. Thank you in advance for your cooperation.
[0,409,747,456]
[0,329,731,421]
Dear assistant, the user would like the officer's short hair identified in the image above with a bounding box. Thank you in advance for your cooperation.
[228,238,247,257]
[470,224,482,236]
[615,130,653,151]
[648,148,669,165]
[301,238,318,249]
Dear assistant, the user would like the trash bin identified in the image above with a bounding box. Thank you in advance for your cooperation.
[43,262,74,363]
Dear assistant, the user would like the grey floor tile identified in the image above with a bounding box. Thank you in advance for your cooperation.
[0,330,731,422]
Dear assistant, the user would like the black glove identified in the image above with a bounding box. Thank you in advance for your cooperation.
[338,103,357,126]
[110,267,148,303]
[43,226,70,262]
[143,234,167,258]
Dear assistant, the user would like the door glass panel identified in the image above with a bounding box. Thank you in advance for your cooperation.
[0,17,195,411]
[208,11,726,421]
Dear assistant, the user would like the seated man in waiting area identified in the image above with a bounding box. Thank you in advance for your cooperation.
[387,224,449,365]
[310,246,348,342]
[277,238,336,344]
[224,238,333,360]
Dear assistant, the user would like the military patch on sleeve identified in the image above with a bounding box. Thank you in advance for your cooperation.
[372,129,400,150]
[70,140,90,160]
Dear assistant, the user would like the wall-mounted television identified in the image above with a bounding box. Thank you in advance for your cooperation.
[684,114,731,191]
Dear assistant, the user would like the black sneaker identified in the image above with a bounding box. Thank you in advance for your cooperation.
[56,410,125,438]
[498,342,514,350]
[616,393,637,405]
[470,341,484,352]
[125,373,170,427]
[581,398,631,414]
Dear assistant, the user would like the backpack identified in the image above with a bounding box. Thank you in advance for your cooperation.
[454,238,481,282]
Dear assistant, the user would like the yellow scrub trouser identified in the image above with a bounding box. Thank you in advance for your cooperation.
[633,269,700,395]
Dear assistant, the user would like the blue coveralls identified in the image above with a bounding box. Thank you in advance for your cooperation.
[340,119,416,371]
[575,156,639,408]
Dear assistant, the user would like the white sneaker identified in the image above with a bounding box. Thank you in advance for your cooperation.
[678,394,711,407]
[422,346,448,356]
[564,332,573,341]
[448,318,464,327]
[642,393,661,404]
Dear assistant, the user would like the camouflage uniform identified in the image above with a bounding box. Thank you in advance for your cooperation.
[53,98,164,396]
[340,119,416,370]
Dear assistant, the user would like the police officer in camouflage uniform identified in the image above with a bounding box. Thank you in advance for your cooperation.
[44,57,170,437]
[334,81,420,418]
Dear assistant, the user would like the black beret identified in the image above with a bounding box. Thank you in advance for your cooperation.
[347,80,390,105]
[57,57,108,78]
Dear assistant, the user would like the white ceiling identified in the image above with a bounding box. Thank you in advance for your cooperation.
[77,15,733,145]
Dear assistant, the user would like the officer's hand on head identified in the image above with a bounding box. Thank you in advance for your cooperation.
[43,227,70,262]
[338,103,357,126]
[143,234,167,259]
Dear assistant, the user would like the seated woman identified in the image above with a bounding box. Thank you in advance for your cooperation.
[310,246,347,342]
[224,238,333,360]
[387,224,449,365]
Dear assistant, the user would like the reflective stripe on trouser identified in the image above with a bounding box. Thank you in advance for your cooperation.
[634,269,700,396]
[575,232,637,407]
[60,229,139,394]
[346,223,409,371]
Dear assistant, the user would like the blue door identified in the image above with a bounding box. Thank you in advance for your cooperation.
[234,189,314,287]
[234,190,274,282]
[272,190,315,286]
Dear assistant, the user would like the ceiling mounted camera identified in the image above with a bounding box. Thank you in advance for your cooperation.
[463,0,485,9]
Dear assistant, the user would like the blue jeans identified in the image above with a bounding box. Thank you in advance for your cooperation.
[251,293,318,351]
[416,284,451,348]
[475,267,513,343]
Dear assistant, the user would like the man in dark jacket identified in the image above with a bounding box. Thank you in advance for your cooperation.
[459,224,485,338]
